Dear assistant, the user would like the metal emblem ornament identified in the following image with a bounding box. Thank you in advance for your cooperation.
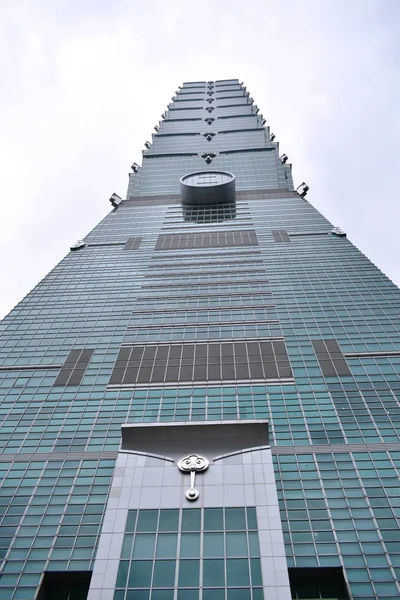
[177,454,209,501]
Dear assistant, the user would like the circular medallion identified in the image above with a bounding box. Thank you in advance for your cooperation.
[180,171,236,205]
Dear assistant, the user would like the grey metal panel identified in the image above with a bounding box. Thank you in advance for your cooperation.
[121,419,269,459]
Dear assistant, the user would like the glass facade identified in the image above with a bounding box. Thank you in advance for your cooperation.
[0,79,399,598]
[115,508,262,600]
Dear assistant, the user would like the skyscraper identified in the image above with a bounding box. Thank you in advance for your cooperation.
[0,78,399,600]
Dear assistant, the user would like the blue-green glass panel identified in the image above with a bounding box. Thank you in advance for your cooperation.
[177,590,198,600]
[180,533,200,557]
[116,560,130,588]
[226,558,250,586]
[225,508,246,531]
[126,511,138,532]
[137,511,158,533]
[204,533,224,557]
[121,534,134,559]
[158,510,179,532]
[126,591,151,600]
[203,559,225,587]
[204,508,224,531]
[246,508,257,530]
[151,591,174,600]
[153,560,176,587]
[133,534,156,559]
[248,532,260,557]
[128,561,153,587]
[202,591,225,600]
[250,558,262,586]
[226,532,247,556]
[156,534,177,558]
[181,509,201,531]
[178,559,200,587]
[227,589,251,600]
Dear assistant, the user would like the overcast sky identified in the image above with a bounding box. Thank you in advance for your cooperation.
[1,0,399,319]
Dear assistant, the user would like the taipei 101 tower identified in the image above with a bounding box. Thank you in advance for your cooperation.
[0,79,399,600]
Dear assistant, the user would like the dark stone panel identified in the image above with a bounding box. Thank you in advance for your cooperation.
[155,230,259,251]
[317,360,337,376]
[64,349,82,365]
[109,340,292,385]
[272,229,291,242]
[53,349,94,387]
[52,370,71,386]
[312,339,352,377]
[333,359,352,376]
[68,369,86,385]
[77,349,94,364]
[124,237,142,250]
[119,347,133,361]
[324,339,342,353]
[108,368,126,385]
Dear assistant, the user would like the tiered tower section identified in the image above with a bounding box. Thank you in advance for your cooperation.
[127,78,293,198]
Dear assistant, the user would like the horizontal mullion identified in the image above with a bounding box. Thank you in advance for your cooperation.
[126,319,280,330]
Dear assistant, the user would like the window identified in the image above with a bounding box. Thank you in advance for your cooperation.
[115,508,262,598]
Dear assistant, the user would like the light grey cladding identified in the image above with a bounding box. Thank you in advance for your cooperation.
[88,421,291,600]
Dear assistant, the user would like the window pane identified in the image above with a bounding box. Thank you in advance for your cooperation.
[204,533,224,557]
[126,591,150,600]
[133,534,156,559]
[227,589,251,600]
[181,509,201,531]
[128,561,153,587]
[153,560,176,587]
[126,511,137,532]
[151,591,174,600]
[225,508,246,530]
[203,559,225,587]
[204,509,224,531]
[156,534,177,558]
[226,532,247,557]
[180,533,200,557]
[177,591,198,600]
[246,508,257,530]
[226,558,250,586]
[178,559,200,587]
[137,510,158,533]
[203,590,225,600]
[248,532,260,557]
[159,510,179,532]
[121,534,134,559]
[250,558,263,586]
[116,560,129,588]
